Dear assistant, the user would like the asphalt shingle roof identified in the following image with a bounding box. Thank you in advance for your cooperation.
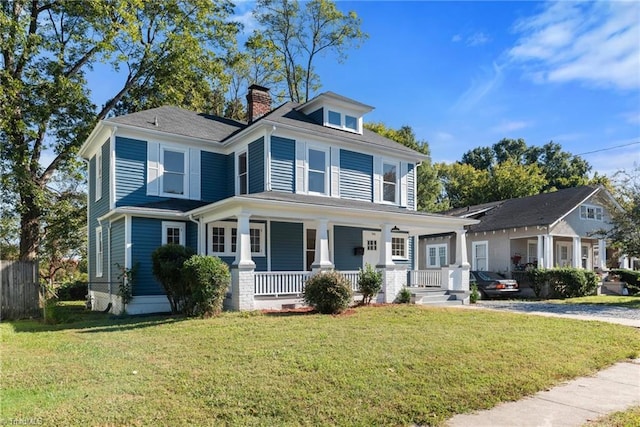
[444,186,600,232]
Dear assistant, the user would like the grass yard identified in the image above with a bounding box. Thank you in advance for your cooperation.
[554,295,640,309]
[2,303,639,426]
[585,406,640,427]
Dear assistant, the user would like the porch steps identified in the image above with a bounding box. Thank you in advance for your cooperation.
[411,289,465,306]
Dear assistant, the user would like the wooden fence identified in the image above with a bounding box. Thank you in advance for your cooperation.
[1,261,41,321]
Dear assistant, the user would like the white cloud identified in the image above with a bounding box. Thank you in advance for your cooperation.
[509,1,640,90]
[233,7,260,36]
[452,62,504,112]
[490,120,531,134]
[467,32,490,47]
[452,34,462,43]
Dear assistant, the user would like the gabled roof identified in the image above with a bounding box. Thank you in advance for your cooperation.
[105,106,245,143]
[444,186,602,232]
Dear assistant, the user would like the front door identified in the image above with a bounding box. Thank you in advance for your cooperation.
[557,242,571,267]
[363,230,380,268]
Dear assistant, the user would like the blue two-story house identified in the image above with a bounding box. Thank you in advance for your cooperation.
[79,86,477,314]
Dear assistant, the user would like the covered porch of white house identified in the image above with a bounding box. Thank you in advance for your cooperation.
[188,193,478,310]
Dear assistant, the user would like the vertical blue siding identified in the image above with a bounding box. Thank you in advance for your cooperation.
[115,137,157,207]
[407,163,415,211]
[130,217,164,296]
[110,218,126,293]
[202,151,233,202]
[248,137,264,193]
[270,222,303,271]
[270,136,295,192]
[89,140,111,284]
[308,107,323,124]
[340,149,373,201]
[333,226,366,271]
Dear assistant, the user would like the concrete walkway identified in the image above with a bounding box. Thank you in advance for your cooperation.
[446,358,640,427]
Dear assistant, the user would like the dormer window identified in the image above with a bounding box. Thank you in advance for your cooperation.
[325,109,362,134]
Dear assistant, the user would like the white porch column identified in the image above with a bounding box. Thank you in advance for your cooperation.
[572,237,582,268]
[312,218,333,272]
[598,239,607,270]
[452,229,470,292]
[377,224,394,268]
[231,212,255,311]
[619,255,630,269]
[537,235,544,269]
[545,235,554,268]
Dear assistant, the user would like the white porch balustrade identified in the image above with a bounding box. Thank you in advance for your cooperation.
[409,270,442,287]
[254,271,311,296]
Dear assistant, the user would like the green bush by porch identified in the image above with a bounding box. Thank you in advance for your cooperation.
[303,270,353,314]
[3,303,639,426]
[528,267,599,298]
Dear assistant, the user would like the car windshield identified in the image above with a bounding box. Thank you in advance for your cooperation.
[475,271,503,281]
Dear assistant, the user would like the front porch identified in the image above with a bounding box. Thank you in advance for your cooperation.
[187,192,477,311]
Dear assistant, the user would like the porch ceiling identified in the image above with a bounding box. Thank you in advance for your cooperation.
[188,192,477,235]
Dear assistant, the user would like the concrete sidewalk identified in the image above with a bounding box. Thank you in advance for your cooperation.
[446,358,640,427]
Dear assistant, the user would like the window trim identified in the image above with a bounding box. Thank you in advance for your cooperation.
[208,222,265,257]
[324,109,362,133]
[95,149,103,201]
[95,227,103,278]
[580,204,603,221]
[382,161,399,204]
[237,150,248,195]
[306,146,329,196]
[426,243,448,268]
[391,233,408,260]
[472,240,489,271]
[162,221,186,246]
[160,146,188,198]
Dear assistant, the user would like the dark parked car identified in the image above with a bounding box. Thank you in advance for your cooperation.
[470,271,520,299]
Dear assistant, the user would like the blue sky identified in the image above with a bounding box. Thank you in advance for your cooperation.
[90,1,640,177]
[238,0,640,176]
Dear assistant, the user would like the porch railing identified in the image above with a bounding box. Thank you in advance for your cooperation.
[408,270,441,288]
[254,271,311,297]
[340,270,361,292]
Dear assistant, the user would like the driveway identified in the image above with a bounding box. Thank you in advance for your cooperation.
[471,300,640,328]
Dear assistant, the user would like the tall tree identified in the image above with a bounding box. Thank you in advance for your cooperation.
[365,123,445,212]
[1,0,238,261]
[600,165,640,258]
[253,0,367,102]
[436,162,490,208]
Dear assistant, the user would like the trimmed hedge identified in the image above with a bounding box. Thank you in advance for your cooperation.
[528,268,598,299]
[57,280,88,301]
[182,255,230,317]
[304,270,353,314]
[610,269,640,295]
[151,244,195,314]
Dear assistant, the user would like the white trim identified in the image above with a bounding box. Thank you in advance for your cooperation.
[160,145,189,198]
[208,221,265,257]
[330,146,340,198]
[95,227,103,278]
[266,219,272,271]
[579,204,604,221]
[307,145,330,196]
[471,240,488,271]
[109,129,116,210]
[189,147,201,200]
[426,243,448,268]
[95,148,103,201]
[400,162,408,208]
[295,140,306,193]
[382,160,400,205]
[146,141,160,196]
[391,232,408,260]
[125,215,132,269]
[162,221,186,246]
[237,150,248,195]
[323,107,363,134]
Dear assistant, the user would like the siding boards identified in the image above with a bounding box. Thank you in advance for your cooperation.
[90,140,111,284]
[270,222,303,271]
[131,217,164,296]
[115,137,165,207]
[340,149,373,201]
[270,136,295,192]
[110,218,126,292]
[248,137,264,193]
[226,152,235,196]
[201,151,232,202]
[308,108,323,124]
[333,226,366,271]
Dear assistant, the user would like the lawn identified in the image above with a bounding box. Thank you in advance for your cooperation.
[553,295,640,309]
[2,303,639,426]
[585,406,640,427]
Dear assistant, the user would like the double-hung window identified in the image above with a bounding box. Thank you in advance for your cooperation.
[238,151,248,195]
[162,148,186,196]
[162,221,185,246]
[308,148,327,194]
[209,222,265,256]
[426,244,447,268]
[383,162,397,203]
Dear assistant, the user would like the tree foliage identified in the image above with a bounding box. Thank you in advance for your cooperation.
[253,0,367,103]
[601,165,640,258]
[1,0,239,261]
[365,122,446,212]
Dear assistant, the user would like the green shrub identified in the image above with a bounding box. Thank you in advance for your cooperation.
[358,264,382,305]
[470,283,480,304]
[303,270,353,314]
[43,299,73,324]
[151,244,195,314]
[528,268,598,298]
[610,269,640,295]
[395,287,411,304]
[57,280,88,301]
[183,255,230,317]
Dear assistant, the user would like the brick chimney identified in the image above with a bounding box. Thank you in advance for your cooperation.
[246,84,271,122]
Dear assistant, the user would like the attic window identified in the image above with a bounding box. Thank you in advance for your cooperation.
[345,115,357,131]
[580,205,603,221]
[325,109,361,133]
[328,110,341,126]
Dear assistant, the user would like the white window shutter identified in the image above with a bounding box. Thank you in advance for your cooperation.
[147,141,159,196]
[373,156,382,203]
[189,148,201,200]
[330,147,340,197]
[295,140,306,193]
[400,162,408,207]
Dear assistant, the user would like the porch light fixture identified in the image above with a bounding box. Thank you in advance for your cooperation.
[391,226,400,232]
